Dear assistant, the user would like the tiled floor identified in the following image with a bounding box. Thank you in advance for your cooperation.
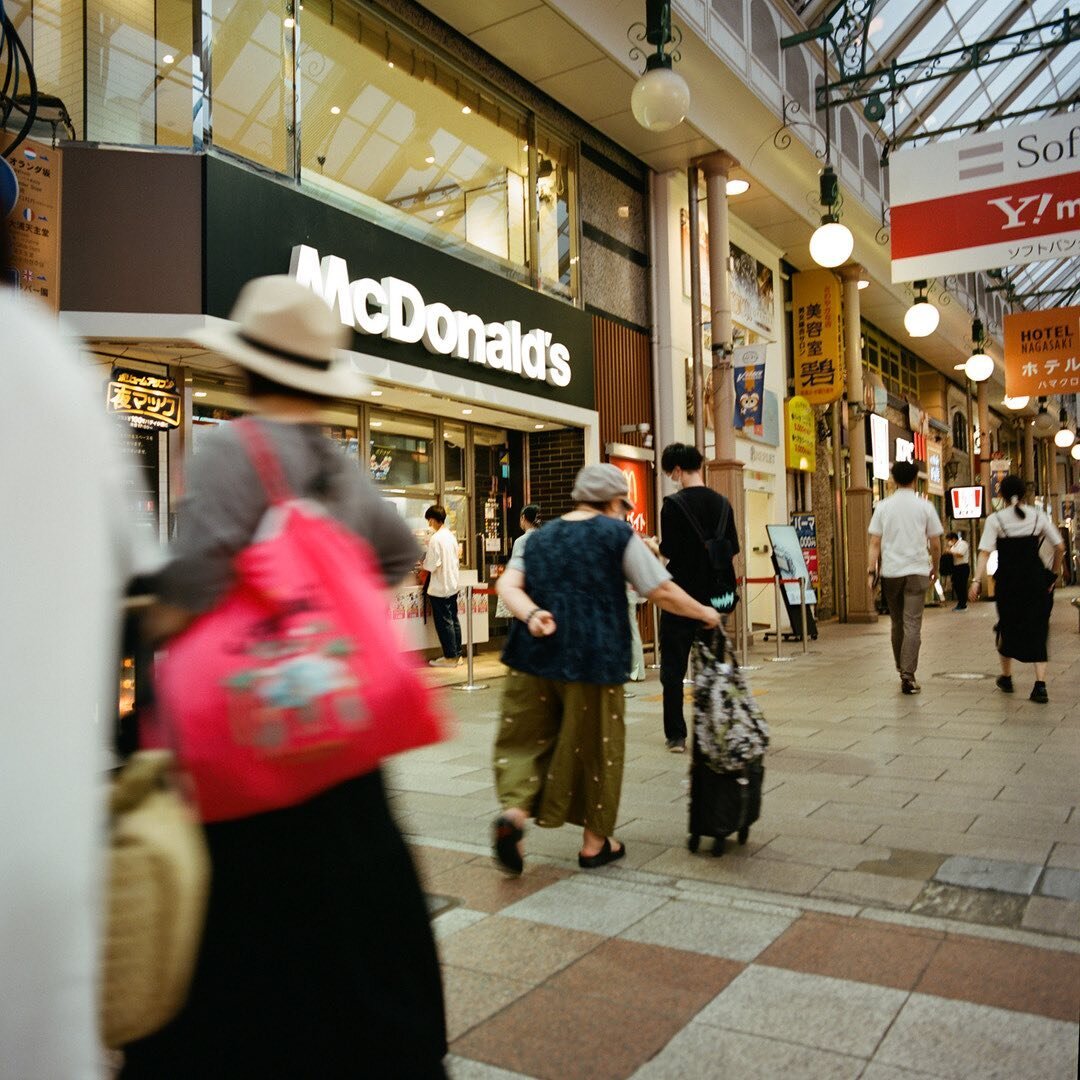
[391,591,1080,1078]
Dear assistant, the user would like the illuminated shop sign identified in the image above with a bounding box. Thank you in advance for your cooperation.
[106,368,181,430]
[290,244,572,389]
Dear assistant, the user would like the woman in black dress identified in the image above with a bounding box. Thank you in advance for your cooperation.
[969,475,1064,704]
[122,277,447,1078]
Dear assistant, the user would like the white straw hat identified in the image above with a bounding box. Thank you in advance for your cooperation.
[192,275,369,399]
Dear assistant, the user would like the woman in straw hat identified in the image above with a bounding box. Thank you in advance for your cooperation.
[493,464,721,875]
[122,277,447,1078]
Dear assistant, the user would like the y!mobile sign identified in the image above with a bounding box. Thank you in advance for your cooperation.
[890,114,1080,282]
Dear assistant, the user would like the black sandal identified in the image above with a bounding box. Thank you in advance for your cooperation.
[493,814,524,876]
[578,838,626,869]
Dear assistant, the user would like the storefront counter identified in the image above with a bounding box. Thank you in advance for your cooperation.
[389,570,489,651]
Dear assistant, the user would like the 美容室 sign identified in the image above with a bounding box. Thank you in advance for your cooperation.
[792,270,844,405]
[890,113,1080,281]
[1003,305,1080,397]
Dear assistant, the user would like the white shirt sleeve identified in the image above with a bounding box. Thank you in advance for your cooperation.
[978,513,1002,553]
[925,503,945,537]
[422,536,441,572]
[868,503,883,537]
[1040,511,1064,548]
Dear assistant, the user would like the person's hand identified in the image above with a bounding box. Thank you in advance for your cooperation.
[527,609,557,637]
[642,536,661,558]
[929,570,938,584]
[968,581,980,603]
[699,606,722,629]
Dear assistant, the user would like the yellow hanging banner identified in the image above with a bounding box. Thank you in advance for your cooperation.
[792,269,844,405]
[785,395,817,472]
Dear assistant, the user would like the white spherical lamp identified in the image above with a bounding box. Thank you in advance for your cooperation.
[1072,441,1080,461]
[1054,426,1076,448]
[964,352,994,382]
[631,65,690,132]
[1032,404,1055,436]
[904,299,939,337]
[1003,395,1029,410]
[809,219,854,268]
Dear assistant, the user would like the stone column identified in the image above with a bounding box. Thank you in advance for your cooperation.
[977,381,991,493]
[1023,417,1035,486]
[698,151,745,526]
[840,266,876,623]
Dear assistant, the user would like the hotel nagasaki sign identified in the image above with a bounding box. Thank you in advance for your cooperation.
[1003,305,1080,398]
[890,114,1080,281]
[290,245,572,388]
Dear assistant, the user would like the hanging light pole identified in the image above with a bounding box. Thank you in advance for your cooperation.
[629,1,690,132]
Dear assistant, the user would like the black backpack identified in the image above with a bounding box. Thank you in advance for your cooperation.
[668,492,739,612]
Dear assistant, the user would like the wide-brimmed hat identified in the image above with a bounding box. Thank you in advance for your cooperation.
[192,275,369,399]
[571,463,633,511]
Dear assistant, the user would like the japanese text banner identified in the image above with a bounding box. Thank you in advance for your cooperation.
[1003,305,1080,397]
[792,269,844,405]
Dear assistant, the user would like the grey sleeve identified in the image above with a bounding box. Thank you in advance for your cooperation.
[623,534,671,596]
[508,533,528,573]
[155,425,266,613]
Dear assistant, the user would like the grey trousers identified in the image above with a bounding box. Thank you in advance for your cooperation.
[882,575,930,676]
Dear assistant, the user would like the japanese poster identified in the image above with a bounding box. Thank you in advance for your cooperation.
[790,513,819,590]
[0,136,61,309]
[1003,305,1080,397]
[792,269,844,405]
[733,343,767,436]
[785,395,816,472]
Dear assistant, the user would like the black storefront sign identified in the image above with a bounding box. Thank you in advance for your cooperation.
[203,156,595,411]
[107,367,181,430]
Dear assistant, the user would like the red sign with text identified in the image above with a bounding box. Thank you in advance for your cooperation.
[608,456,652,537]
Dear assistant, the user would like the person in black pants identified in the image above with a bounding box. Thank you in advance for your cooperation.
[657,444,739,752]
[946,531,971,611]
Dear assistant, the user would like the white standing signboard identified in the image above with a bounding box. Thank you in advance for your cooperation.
[890,114,1080,281]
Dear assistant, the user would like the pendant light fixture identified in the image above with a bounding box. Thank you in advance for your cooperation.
[1054,407,1076,448]
[963,319,994,382]
[1003,395,1029,410]
[1072,440,1080,461]
[1032,397,1055,437]
[629,1,690,132]
[904,280,939,338]
[809,164,854,268]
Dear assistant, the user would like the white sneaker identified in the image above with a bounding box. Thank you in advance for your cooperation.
[429,657,457,667]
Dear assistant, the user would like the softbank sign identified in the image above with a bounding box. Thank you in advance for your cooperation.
[289,245,572,388]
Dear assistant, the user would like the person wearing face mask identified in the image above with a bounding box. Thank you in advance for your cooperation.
[421,505,463,668]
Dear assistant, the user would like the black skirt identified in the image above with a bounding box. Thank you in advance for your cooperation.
[993,535,1055,665]
[120,770,447,1079]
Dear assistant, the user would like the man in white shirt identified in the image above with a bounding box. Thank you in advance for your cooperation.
[867,460,944,695]
[946,532,971,611]
[421,504,463,667]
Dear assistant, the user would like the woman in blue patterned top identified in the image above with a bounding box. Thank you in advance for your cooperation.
[493,464,721,874]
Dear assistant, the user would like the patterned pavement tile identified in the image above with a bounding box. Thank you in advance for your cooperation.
[1040,867,1080,902]
[629,1023,866,1080]
[437,915,604,985]
[433,907,489,942]
[442,965,535,1041]
[914,934,1080,1022]
[619,898,793,962]
[694,965,907,1058]
[933,855,1043,895]
[873,993,1080,1079]
[1021,896,1080,937]
[544,938,743,1022]
[446,1055,535,1079]
[756,913,942,989]
[429,860,572,914]
[498,878,669,936]
[451,984,687,1080]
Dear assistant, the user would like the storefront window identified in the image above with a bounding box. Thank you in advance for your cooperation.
[443,422,466,487]
[369,411,436,543]
[300,1,531,276]
[535,131,577,295]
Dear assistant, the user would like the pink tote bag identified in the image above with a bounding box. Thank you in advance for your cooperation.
[153,420,445,822]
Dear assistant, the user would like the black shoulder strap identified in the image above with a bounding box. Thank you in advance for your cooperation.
[667,492,708,548]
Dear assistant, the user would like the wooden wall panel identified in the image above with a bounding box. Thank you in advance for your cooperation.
[593,316,654,449]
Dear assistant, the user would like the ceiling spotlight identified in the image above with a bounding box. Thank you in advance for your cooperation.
[462,408,473,415]
[964,320,994,382]
[193,390,207,398]
[435,209,444,218]
[534,423,545,429]
[809,165,853,268]
[371,420,383,428]
[461,105,472,115]
[162,54,175,64]
[330,106,340,115]
[629,0,690,132]
[857,277,870,290]
[904,280,939,337]
[1003,395,1029,410]
[283,16,295,28]
[388,61,395,69]
[726,178,750,196]
[370,389,383,397]
[424,155,435,164]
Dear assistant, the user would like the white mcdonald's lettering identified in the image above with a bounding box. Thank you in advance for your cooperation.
[289,244,572,388]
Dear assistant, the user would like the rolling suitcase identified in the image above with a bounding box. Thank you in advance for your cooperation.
[687,629,768,857]
[688,752,764,856]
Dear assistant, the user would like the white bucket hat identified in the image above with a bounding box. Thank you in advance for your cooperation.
[192,275,369,399]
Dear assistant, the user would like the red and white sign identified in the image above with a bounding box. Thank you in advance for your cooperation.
[608,455,652,536]
[948,486,984,521]
[890,114,1080,282]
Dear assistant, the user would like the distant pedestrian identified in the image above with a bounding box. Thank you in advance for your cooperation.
[969,475,1064,704]
[657,443,739,752]
[492,464,720,875]
[867,460,944,695]
[422,505,463,667]
[495,505,540,620]
[946,532,970,610]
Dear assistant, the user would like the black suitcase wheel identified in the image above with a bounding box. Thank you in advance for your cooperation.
[713,836,726,857]
[737,826,750,845]
[688,834,700,853]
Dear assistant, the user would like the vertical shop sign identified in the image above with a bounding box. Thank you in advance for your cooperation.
[608,455,651,536]
[792,269,844,404]
[990,457,1012,506]
[870,413,890,480]
[785,395,816,471]
[0,136,62,309]
[790,513,819,590]
[733,343,767,435]
[927,446,944,495]
[1003,305,1080,397]
[106,368,182,430]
